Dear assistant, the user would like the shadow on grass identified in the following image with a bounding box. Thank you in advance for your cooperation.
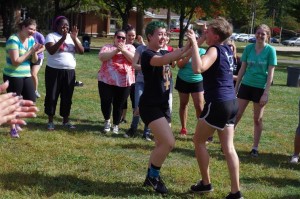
[0,172,192,198]
[236,150,300,171]
[270,195,300,199]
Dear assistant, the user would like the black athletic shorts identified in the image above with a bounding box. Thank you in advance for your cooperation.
[237,84,264,103]
[200,99,238,130]
[139,103,171,126]
[175,76,204,93]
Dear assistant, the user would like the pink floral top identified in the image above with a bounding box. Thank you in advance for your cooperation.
[98,44,135,87]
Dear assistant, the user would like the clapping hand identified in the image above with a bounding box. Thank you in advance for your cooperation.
[70,26,79,40]
[0,81,38,126]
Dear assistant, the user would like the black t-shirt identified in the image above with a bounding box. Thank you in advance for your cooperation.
[139,49,171,106]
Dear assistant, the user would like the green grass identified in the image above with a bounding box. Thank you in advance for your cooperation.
[0,46,299,199]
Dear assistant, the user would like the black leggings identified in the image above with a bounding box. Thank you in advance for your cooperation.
[3,75,36,102]
[98,81,130,125]
[44,66,75,117]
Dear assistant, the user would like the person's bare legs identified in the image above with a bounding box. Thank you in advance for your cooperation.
[218,126,240,193]
[148,117,175,167]
[193,119,215,185]
[191,91,204,118]
[31,65,41,92]
[179,92,189,130]
[235,98,250,126]
[252,102,265,148]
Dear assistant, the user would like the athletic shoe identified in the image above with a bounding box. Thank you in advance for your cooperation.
[206,136,214,144]
[15,124,23,131]
[180,128,187,136]
[74,80,84,87]
[250,149,259,157]
[10,128,20,138]
[225,191,244,199]
[113,125,119,134]
[143,135,152,141]
[190,180,213,193]
[290,155,299,164]
[124,127,137,138]
[103,121,111,132]
[63,122,76,129]
[35,90,41,98]
[143,175,168,194]
[47,122,55,130]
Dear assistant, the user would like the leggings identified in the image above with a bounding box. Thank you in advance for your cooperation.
[3,75,36,102]
[44,66,75,117]
[98,81,130,125]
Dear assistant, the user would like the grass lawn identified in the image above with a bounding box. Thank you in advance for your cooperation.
[0,43,299,199]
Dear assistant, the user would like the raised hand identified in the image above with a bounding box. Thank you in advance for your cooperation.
[70,26,79,39]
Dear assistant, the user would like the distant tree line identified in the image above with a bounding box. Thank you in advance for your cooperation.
[0,0,299,45]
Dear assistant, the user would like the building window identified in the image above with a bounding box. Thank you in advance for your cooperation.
[110,18,121,34]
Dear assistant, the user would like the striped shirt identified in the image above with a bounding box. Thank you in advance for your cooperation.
[3,34,35,77]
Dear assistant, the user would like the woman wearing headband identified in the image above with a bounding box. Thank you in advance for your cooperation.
[44,16,84,130]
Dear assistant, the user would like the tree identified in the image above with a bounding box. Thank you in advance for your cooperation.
[103,0,134,29]
[0,0,23,39]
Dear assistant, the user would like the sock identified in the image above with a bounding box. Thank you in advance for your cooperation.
[252,147,258,151]
[149,164,161,178]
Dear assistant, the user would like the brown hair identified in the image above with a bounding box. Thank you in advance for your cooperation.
[18,18,36,30]
[207,17,233,42]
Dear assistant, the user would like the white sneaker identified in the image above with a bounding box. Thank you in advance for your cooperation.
[103,121,111,132]
[290,156,299,164]
[113,125,119,134]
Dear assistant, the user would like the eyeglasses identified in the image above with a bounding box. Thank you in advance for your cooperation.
[116,35,126,40]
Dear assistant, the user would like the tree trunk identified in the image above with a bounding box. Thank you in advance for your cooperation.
[136,4,144,36]
[178,8,185,48]
[166,8,171,31]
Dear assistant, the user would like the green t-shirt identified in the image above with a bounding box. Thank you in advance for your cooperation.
[241,43,277,89]
[177,48,206,83]
[3,34,35,77]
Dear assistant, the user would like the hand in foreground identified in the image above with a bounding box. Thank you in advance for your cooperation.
[0,81,38,126]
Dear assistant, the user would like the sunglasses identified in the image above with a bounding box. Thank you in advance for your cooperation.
[116,35,126,40]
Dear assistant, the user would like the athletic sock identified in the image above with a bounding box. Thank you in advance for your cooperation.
[148,164,161,178]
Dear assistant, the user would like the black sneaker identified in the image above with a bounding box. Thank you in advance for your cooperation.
[190,180,213,193]
[225,191,244,199]
[143,175,168,194]
[124,128,137,138]
[250,149,259,157]
[74,80,83,87]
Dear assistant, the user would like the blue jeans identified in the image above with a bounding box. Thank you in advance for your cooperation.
[131,81,150,136]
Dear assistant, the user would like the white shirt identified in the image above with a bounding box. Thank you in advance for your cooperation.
[45,32,78,69]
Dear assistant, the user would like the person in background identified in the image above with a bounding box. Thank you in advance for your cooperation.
[98,30,135,134]
[139,21,190,194]
[161,32,174,117]
[124,43,151,141]
[290,99,300,163]
[175,33,205,136]
[0,81,38,126]
[120,25,145,124]
[225,39,241,86]
[235,24,277,157]
[3,18,42,138]
[187,18,243,199]
[44,16,84,131]
[31,30,45,98]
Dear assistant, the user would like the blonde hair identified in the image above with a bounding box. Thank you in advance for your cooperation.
[256,24,271,43]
